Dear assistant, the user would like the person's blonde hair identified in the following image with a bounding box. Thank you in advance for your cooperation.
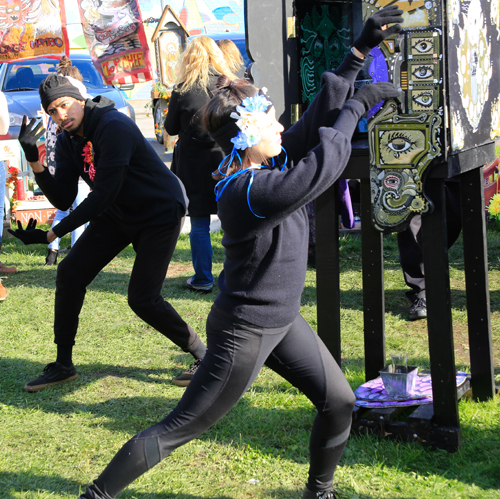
[217,39,244,74]
[175,36,236,94]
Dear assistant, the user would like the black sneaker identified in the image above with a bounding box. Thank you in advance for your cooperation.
[186,277,212,294]
[409,297,427,321]
[303,488,341,499]
[172,359,201,387]
[24,362,78,392]
[45,249,58,266]
[58,247,71,255]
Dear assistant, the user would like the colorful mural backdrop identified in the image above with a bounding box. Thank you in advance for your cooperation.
[77,0,153,84]
[63,0,244,96]
[0,0,69,61]
[447,0,500,149]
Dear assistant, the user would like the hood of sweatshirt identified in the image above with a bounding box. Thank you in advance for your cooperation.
[69,95,116,148]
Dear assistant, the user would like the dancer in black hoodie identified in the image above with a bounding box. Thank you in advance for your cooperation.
[11,74,207,391]
[75,7,403,499]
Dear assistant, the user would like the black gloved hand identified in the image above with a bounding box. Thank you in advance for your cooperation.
[7,218,49,245]
[354,6,404,56]
[351,82,403,111]
[18,116,45,163]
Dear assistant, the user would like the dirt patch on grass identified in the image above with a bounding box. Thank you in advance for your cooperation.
[453,321,500,368]
[167,262,192,278]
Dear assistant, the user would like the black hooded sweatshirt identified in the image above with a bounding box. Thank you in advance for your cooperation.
[35,96,187,238]
[213,51,365,328]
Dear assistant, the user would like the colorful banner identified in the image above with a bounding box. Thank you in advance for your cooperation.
[0,0,69,61]
[77,0,152,85]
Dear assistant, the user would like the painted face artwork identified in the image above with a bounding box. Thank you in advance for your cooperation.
[365,0,498,232]
[296,0,499,232]
[364,1,443,232]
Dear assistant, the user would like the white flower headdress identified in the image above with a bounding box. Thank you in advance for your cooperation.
[230,91,273,150]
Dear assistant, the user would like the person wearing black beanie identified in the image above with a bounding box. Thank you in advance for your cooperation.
[10,72,208,392]
[76,7,403,499]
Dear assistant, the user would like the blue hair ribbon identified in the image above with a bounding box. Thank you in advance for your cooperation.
[214,146,288,219]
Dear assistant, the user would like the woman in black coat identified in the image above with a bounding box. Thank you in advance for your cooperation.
[165,36,236,293]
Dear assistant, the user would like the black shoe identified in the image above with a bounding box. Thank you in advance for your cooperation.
[58,246,71,255]
[172,359,201,387]
[24,362,78,392]
[45,249,58,265]
[303,488,341,499]
[409,297,427,321]
[186,277,212,294]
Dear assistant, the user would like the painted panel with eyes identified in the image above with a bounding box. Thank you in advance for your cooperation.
[408,60,440,84]
[378,129,427,166]
[410,86,439,111]
[361,1,444,232]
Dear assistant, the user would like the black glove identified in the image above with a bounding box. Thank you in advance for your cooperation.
[8,218,49,245]
[351,82,403,112]
[354,6,404,56]
[19,116,45,163]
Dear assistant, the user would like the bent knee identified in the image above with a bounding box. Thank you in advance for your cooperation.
[55,255,79,284]
[128,295,157,318]
[322,386,356,420]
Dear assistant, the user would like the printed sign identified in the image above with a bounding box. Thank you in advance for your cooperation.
[77,0,152,85]
[0,0,69,61]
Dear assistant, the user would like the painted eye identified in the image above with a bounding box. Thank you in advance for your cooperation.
[384,175,400,189]
[413,39,433,54]
[412,91,434,108]
[388,137,413,153]
[13,5,20,11]
[381,131,417,158]
[6,7,12,13]
[412,65,434,79]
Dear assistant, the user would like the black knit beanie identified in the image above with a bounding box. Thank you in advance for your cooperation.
[39,74,85,112]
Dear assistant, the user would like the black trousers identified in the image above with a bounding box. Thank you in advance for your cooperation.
[397,181,462,302]
[82,309,356,498]
[53,213,202,354]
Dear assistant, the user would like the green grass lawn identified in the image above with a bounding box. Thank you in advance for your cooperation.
[0,225,499,499]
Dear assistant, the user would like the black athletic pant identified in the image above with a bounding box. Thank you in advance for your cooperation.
[54,212,203,355]
[81,308,356,499]
[397,180,462,302]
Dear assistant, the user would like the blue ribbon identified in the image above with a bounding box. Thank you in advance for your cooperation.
[214,146,288,219]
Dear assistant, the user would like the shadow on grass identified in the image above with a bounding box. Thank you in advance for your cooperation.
[1,356,498,495]
[0,263,218,301]
[0,471,237,499]
[0,471,380,499]
[300,287,476,315]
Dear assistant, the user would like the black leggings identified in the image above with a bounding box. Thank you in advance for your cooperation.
[54,213,202,355]
[82,308,356,498]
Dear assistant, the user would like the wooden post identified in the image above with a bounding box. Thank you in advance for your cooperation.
[460,168,495,401]
[421,178,460,429]
[360,178,386,381]
[316,183,341,364]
